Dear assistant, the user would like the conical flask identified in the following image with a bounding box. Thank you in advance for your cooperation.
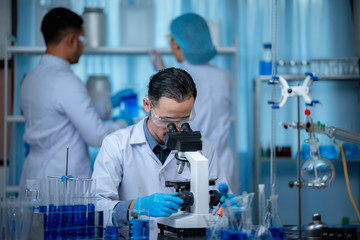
[238,192,255,238]
[255,184,272,240]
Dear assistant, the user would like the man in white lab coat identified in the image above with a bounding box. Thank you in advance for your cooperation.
[20,8,125,194]
[151,13,239,194]
[92,68,229,237]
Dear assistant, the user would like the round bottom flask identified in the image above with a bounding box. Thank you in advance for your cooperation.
[301,155,335,189]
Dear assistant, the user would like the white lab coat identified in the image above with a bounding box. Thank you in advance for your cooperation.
[182,61,239,194]
[92,118,228,238]
[20,54,123,193]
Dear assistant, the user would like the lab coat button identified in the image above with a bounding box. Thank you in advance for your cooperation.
[161,169,165,173]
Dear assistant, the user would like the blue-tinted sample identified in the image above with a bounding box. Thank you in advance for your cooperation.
[129,219,150,239]
[105,225,119,239]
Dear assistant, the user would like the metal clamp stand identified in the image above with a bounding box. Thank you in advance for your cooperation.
[268,74,319,239]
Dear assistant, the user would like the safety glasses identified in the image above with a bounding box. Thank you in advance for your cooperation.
[77,35,88,46]
[150,102,196,127]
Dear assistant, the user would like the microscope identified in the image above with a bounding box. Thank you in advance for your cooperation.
[157,123,221,237]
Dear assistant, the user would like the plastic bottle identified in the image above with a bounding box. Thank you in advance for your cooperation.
[260,43,272,75]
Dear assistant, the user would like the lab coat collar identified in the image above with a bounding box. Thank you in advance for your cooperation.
[129,118,147,146]
[41,54,71,69]
[129,118,174,167]
[181,59,210,68]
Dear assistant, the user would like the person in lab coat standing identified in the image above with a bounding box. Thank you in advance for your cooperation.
[19,8,125,194]
[92,67,229,237]
[151,13,239,194]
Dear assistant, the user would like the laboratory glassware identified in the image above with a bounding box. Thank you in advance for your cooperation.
[260,43,272,75]
[301,138,335,189]
[105,209,120,240]
[128,208,150,240]
[255,184,272,240]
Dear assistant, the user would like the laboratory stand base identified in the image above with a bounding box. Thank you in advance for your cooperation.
[158,223,206,238]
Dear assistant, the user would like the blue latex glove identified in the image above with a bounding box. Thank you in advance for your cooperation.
[218,183,239,207]
[134,193,184,217]
[220,194,237,207]
[110,88,136,108]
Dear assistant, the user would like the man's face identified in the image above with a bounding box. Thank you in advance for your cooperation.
[143,96,195,145]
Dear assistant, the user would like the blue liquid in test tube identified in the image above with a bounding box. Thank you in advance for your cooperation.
[58,205,68,239]
[87,203,95,238]
[74,204,87,239]
[129,219,150,240]
[48,204,60,240]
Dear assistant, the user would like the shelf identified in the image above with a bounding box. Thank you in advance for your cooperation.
[256,74,360,81]
[7,46,237,55]
[7,115,236,123]
[260,157,360,162]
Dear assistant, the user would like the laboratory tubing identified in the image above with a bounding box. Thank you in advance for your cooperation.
[128,209,150,240]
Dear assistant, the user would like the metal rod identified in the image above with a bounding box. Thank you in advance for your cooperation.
[66,148,69,177]
[297,95,302,239]
[3,35,9,198]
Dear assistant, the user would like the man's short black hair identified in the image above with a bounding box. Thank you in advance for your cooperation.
[41,7,83,45]
[148,68,197,106]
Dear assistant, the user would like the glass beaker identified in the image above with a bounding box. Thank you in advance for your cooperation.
[105,209,119,240]
[128,209,150,240]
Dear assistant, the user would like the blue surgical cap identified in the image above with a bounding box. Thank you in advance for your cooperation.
[170,13,216,65]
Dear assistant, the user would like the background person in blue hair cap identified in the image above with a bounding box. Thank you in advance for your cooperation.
[150,13,239,194]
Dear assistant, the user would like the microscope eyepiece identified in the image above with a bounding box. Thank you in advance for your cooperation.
[181,122,192,133]
[167,123,178,132]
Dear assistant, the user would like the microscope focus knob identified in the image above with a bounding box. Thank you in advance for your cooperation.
[177,190,194,209]
[209,190,221,209]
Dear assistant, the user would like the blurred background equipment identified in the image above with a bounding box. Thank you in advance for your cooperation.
[86,75,112,121]
[82,7,106,48]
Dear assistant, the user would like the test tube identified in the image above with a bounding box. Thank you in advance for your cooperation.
[84,179,96,238]
[75,178,87,238]
[47,176,66,239]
